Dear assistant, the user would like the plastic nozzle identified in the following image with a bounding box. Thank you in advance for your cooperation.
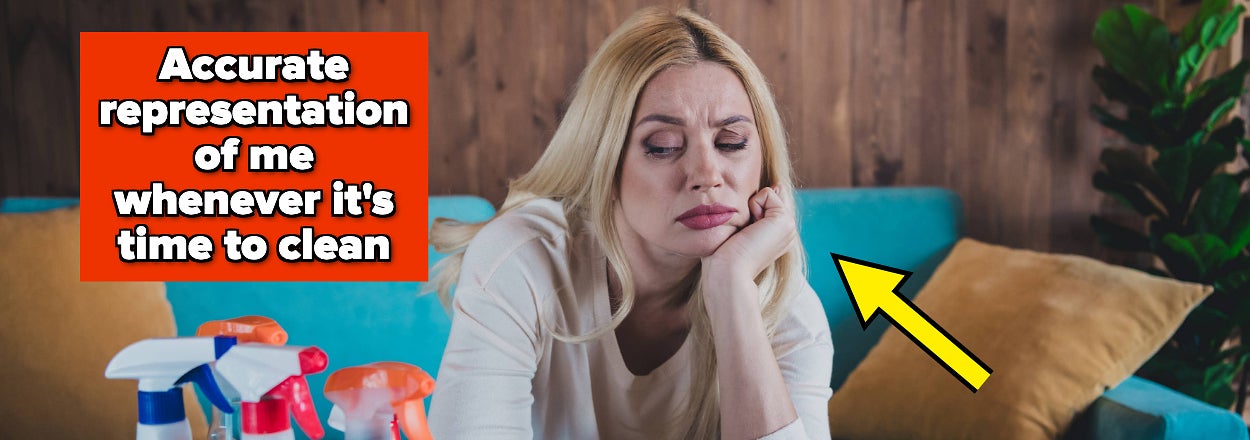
[196,316,288,345]
[324,362,435,440]
[299,347,329,374]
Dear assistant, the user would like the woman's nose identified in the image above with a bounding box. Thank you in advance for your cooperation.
[685,141,724,191]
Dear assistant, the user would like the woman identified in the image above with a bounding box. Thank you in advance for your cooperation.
[427,7,833,440]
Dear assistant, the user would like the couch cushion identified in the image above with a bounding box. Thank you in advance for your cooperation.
[827,238,1211,439]
[0,206,206,439]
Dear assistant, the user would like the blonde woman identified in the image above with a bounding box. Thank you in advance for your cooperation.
[427,7,832,440]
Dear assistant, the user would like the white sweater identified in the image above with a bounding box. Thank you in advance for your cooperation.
[428,198,834,439]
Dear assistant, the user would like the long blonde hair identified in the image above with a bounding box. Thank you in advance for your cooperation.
[429,7,804,438]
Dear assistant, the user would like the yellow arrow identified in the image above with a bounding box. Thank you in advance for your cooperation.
[831,252,992,392]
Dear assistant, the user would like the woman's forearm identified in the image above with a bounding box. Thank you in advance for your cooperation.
[702,270,798,439]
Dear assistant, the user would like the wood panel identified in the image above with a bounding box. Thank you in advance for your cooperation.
[4,0,77,195]
[1,0,1161,261]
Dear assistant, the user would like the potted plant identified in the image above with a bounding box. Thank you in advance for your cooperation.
[1090,0,1250,410]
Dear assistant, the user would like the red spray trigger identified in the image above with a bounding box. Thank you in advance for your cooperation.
[273,375,325,439]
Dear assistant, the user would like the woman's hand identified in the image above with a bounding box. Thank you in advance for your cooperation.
[702,185,797,280]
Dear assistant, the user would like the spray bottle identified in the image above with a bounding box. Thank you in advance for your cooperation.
[197,316,289,440]
[324,362,436,440]
[214,344,328,440]
[105,337,236,440]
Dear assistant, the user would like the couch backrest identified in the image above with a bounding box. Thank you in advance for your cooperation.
[794,187,962,390]
[3,187,961,436]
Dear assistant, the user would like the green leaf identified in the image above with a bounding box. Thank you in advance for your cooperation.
[1206,98,1238,132]
[1208,117,1245,151]
[1161,233,1233,279]
[1224,193,1250,258]
[1180,0,1231,50]
[1205,367,1238,409]
[1187,60,1248,107]
[1094,171,1166,217]
[1149,102,1187,148]
[1191,234,1234,273]
[1197,351,1246,409]
[1092,105,1153,145]
[1225,282,1250,320]
[1092,65,1154,109]
[1182,61,1250,136]
[1189,140,1237,192]
[1091,215,1151,252]
[1101,148,1175,208]
[1176,44,1209,91]
[1093,5,1175,98]
[1175,305,1236,355]
[1175,1,1243,91]
[1161,233,1206,280]
[1155,146,1194,201]
[1209,5,1247,49]
[1193,174,1241,233]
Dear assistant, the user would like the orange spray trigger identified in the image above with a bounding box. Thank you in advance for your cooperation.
[196,315,288,345]
[324,362,435,440]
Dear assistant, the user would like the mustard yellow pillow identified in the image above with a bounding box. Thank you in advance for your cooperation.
[828,238,1212,439]
[0,207,206,439]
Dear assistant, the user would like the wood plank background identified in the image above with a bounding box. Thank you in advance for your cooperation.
[1,0,1150,260]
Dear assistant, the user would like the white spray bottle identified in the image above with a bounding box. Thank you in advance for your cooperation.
[105,337,235,440]
[215,344,327,440]
[197,316,289,440]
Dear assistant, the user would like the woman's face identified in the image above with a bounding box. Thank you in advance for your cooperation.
[616,61,763,259]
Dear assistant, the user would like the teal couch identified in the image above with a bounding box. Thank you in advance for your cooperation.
[4,187,1245,439]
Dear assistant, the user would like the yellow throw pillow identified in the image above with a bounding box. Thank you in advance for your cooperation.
[0,207,206,439]
[828,238,1212,439]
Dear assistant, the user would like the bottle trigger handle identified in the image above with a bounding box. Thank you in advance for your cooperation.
[275,375,324,439]
[178,363,233,414]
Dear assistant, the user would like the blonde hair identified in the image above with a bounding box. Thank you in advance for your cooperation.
[429,7,804,438]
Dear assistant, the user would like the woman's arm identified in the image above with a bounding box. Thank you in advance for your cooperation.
[701,269,801,438]
[428,237,553,439]
[701,271,834,440]
[702,185,832,439]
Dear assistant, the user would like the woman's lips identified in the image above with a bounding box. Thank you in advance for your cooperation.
[676,204,737,230]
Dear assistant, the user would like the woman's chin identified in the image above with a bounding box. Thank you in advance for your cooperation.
[670,228,735,257]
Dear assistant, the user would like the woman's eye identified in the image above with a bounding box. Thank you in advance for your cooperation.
[644,144,679,157]
[716,138,748,151]
[643,132,683,157]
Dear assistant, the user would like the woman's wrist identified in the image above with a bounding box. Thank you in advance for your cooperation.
[699,265,762,325]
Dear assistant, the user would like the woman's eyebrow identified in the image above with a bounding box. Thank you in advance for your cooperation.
[635,113,684,127]
[634,113,753,128]
[715,115,752,127]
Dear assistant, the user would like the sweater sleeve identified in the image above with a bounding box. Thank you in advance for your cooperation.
[428,233,559,440]
[766,279,835,440]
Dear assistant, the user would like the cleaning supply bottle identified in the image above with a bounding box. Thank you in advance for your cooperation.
[214,343,328,440]
[105,337,236,440]
[197,316,289,440]
[324,362,436,440]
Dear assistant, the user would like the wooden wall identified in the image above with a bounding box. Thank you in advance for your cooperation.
[2,0,1146,259]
